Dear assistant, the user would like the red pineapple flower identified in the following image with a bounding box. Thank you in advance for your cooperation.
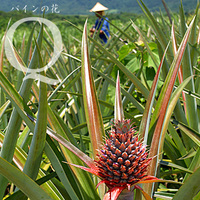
[96,119,151,189]
[69,73,159,200]
[70,119,159,200]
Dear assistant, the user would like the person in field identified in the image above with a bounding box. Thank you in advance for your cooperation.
[90,2,110,44]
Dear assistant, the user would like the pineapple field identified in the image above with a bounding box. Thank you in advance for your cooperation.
[0,0,200,199]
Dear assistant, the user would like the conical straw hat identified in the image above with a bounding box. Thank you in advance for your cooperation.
[90,2,108,12]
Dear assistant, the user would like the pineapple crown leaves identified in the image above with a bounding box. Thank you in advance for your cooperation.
[110,119,133,135]
[114,71,124,121]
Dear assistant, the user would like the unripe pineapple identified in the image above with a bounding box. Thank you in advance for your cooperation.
[95,119,151,190]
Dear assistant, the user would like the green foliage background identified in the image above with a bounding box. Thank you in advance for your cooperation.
[0,0,200,199]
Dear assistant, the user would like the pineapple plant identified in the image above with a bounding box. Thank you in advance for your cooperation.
[70,22,160,199]
[70,30,159,198]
